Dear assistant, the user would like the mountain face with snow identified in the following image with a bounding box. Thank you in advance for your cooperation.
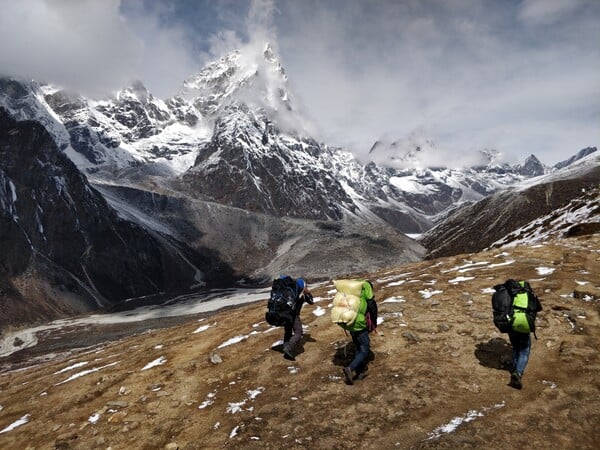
[0,107,237,328]
[0,44,597,328]
[420,152,600,259]
[554,147,597,170]
[0,45,566,234]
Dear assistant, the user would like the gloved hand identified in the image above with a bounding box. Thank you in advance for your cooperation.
[305,292,314,305]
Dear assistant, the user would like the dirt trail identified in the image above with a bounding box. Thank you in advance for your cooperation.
[0,235,598,449]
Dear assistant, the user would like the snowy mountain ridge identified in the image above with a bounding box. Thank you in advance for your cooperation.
[0,45,596,235]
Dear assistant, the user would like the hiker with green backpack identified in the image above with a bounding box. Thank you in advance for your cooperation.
[331,279,378,385]
[492,279,542,389]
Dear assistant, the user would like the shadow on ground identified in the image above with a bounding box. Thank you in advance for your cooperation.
[475,337,513,371]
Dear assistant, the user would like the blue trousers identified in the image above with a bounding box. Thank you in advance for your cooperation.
[508,331,531,375]
[349,329,370,373]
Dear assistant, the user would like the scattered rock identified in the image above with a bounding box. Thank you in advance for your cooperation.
[210,353,223,364]
[54,432,78,449]
[106,400,129,408]
[472,312,489,320]
[402,331,420,343]
[107,411,128,424]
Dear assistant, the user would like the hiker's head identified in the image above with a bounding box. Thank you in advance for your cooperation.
[297,278,306,290]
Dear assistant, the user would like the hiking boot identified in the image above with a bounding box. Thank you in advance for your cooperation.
[509,372,522,390]
[343,367,354,385]
[356,368,368,381]
[283,346,295,361]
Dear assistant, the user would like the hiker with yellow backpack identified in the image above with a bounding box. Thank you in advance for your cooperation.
[331,279,378,385]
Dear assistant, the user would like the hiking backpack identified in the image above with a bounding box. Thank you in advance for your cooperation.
[265,276,298,327]
[365,298,378,333]
[491,279,540,335]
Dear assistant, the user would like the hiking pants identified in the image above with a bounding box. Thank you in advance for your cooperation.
[349,329,370,373]
[508,331,531,375]
[283,316,303,352]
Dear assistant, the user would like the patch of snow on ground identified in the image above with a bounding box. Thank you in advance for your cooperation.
[0,414,31,434]
[193,322,216,333]
[88,413,101,424]
[247,387,265,399]
[218,335,248,348]
[536,267,555,275]
[312,306,327,317]
[441,261,488,273]
[426,402,505,441]
[575,280,589,285]
[271,339,284,348]
[226,387,265,414]
[481,287,496,294]
[226,401,246,414]
[199,392,217,409]
[376,272,412,283]
[141,356,167,371]
[488,260,515,268]
[55,362,119,385]
[383,296,405,303]
[449,276,475,284]
[229,425,240,438]
[387,280,406,287]
[54,361,88,374]
[419,289,443,299]
[542,380,557,389]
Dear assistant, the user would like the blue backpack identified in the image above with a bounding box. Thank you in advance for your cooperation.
[265,276,298,327]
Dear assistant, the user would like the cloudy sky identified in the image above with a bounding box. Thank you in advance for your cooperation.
[1,0,598,166]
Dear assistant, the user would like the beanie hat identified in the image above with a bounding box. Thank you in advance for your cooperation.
[297,278,306,290]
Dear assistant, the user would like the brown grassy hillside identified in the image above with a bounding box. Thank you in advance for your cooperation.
[0,234,599,449]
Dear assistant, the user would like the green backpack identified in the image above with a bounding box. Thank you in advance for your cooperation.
[507,280,541,335]
[511,289,532,333]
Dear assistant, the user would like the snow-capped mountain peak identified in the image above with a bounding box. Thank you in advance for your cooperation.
[116,80,152,104]
[179,43,292,118]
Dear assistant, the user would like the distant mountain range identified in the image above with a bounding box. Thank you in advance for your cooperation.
[0,43,597,328]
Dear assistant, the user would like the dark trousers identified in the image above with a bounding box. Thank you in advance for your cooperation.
[508,331,531,375]
[283,316,303,352]
[349,329,370,373]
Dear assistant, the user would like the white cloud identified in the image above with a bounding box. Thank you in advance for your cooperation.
[274,0,600,165]
[518,0,587,26]
[0,0,598,166]
[0,0,198,97]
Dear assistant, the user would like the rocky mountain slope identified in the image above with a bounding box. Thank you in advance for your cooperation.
[0,108,235,329]
[92,182,424,284]
[421,152,600,259]
[0,233,598,449]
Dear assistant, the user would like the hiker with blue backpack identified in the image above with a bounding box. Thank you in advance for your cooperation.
[265,275,313,361]
[492,279,542,389]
